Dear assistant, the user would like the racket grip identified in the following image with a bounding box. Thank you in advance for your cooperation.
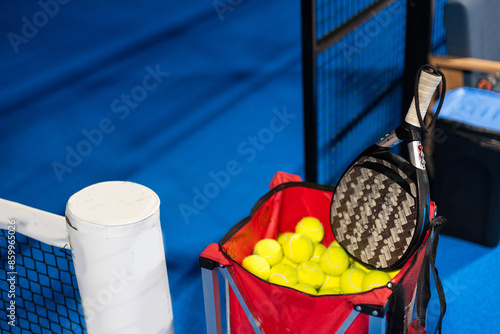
[405,69,442,128]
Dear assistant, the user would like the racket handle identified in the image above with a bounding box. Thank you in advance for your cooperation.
[405,69,442,128]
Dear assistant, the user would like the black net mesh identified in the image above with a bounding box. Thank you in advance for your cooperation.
[316,0,406,186]
[432,0,448,56]
[424,260,445,332]
[0,228,86,333]
[316,0,380,39]
[313,0,448,186]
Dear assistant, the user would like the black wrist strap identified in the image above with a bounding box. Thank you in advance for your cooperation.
[416,216,447,333]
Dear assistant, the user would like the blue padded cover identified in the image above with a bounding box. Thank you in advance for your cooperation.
[435,87,500,132]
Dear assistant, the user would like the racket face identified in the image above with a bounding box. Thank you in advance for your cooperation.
[331,154,420,269]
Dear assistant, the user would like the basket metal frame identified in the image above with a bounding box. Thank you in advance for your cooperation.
[200,264,388,334]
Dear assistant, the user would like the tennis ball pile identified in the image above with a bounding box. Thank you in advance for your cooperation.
[241,216,400,295]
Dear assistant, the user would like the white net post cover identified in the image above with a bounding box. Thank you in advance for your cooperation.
[65,181,174,334]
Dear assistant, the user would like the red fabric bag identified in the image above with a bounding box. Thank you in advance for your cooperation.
[200,172,446,333]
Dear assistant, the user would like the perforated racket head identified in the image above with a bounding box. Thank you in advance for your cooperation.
[330,152,425,270]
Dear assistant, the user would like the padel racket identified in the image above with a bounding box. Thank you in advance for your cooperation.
[330,65,446,270]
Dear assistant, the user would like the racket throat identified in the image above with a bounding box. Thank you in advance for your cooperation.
[376,130,401,148]
[376,125,418,149]
[408,140,426,170]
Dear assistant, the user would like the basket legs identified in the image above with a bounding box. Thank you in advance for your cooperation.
[368,315,387,334]
[201,265,387,334]
[337,309,361,333]
[337,307,387,334]
[201,267,223,334]
[201,266,263,334]
[219,267,263,334]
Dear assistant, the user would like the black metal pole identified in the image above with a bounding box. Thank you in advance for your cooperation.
[402,0,433,161]
[403,0,433,113]
[301,0,318,183]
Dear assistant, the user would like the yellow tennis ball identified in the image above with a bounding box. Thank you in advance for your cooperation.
[296,217,325,243]
[281,256,298,269]
[268,263,298,287]
[362,270,391,291]
[283,233,313,263]
[242,255,270,280]
[318,287,342,295]
[277,232,294,245]
[297,260,325,289]
[293,283,318,295]
[387,269,401,279]
[310,243,327,262]
[320,246,349,276]
[320,275,340,290]
[253,239,283,266]
[329,240,340,248]
[340,268,366,294]
[352,261,371,273]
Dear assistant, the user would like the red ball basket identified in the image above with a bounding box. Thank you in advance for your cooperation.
[199,172,446,334]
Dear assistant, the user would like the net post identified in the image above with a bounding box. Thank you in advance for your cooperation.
[66,182,174,333]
